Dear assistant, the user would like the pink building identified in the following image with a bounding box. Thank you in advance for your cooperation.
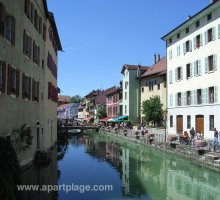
[106,88,122,118]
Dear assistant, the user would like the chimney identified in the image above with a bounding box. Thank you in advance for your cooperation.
[158,53,160,62]
[154,53,157,64]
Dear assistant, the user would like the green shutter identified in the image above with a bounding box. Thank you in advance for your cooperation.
[193,37,196,49]
[202,89,205,104]
[189,40,192,51]
[212,27,216,41]
[194,61,197,76]
[198,60,201,75]
[218,24,220,38]
[213,54,217,70]
[191,90,194,105]
[183,43,186,54]
[190,63,193,77]
[200,34,203,46]
[175,93,177,107]
[205,57,208,73]
[214,86,218,103]
[194,90,197,104]
[180,67,183,80]
[205,31,208,44]
[205,88,208,104]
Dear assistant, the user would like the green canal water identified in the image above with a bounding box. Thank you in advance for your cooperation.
[21,132,220,200]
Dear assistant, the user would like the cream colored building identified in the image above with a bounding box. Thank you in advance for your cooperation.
[0,0,62,165]
[162,0,220,138]
[140,56,167,123]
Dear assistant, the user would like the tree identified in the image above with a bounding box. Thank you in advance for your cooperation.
[142,95,163,127]
[97,106,107,119]
[70,95,82,103]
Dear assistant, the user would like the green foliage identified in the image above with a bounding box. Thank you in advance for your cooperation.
[11,124,33,153]
[70,95,82,103]
[0,137,21,200]
[142,95,163,127]
[97,106,107,119]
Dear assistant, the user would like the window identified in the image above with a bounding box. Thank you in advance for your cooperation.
[208,28,213,42]
[125,81,128,89]
[187,116,191,129]
[196,35,200,48]
[169,94,173,107]
[178,92,181,106]
[7,65,19,97]
[205,55,217,72]
[207,13,212,21]
[23,30,32,58]
[177,33,180,39]
[22,73,31,99]
[141,87,144,93]
[185,27,189,33]
[33,41,40,65]
[185,40,191,52]
[186,63,191,79]
[209,87,214,103]
[197,89,202,104]
[205,27,216,44]
[169,70,173,83]
[149,81,154,91]
[34,9,38,31]
[43,23,46,41]
[38,17,42,34]
[196,20,200,28]
[176,67,182,81]
[194,60,201,76]
[0,60,6,93]
[177,45,181,56]
[170,116,173,127]
[125,92,127,100]
[209,115,214,131]
[208,55,214,71]
[157,84,160,90]
[187,91,191,105]
[169,50,172,60]
[169,38,172,44]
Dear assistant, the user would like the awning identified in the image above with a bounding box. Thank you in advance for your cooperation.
[100,117,112,122]
[83,117,93,121]
[109,115,128,122]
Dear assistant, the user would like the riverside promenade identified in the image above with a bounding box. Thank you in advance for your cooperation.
[99,126,220,172]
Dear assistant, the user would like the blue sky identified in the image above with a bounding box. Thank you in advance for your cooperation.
[47,0,209,97]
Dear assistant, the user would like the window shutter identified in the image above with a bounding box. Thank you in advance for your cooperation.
[198,60,201,75]
[212,27,216,41]
[22,73,25,99]
[1,61,6,93]
[23,30,26,54]
[190,63,193,77]
[205,31,208,44]
[183,92,186,106]
[16,69,20,97]
[194,61,197,76]
[201,89,205,104]
[205,88,208,104]
[176,46,178,56]
[29,36,32,58]
[7,64,11,95]
[169,95,171,107]
[11,17,16,45]
[200,34,203,46]
[180,67,183,80]
[0,3,5,35]
[191,90,194,105]
[218,24,220,38]
[175,93,177,107]
[37,81,39,101]
[213,54,217,70]
[28,77,31,99]
[24,0,28,15]
[205,57,208,73]
[194,90,197,104]
[189,40,192,51]
[33,41,35,62]
[32,79,35,100]
[183,43,186,54]
[193,37,196,49]
[214,86,218,103]
[175,69,177,81]
[30,3,34,23]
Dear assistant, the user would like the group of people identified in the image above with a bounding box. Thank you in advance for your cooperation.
[188,127,220,140]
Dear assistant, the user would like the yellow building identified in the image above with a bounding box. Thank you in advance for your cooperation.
[0,0,62,166]
[140,55,167,123]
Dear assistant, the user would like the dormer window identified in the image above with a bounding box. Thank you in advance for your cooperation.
[207,13,212,21]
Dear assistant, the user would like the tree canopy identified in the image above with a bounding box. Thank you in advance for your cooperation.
[70,95,82,103]
[97,106,107,119]
[142,95,163,127]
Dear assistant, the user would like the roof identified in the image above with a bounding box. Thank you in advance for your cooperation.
[161,1,220,41]
[141,56,167,78]
[58,95,71,102]
[106,87,122,97]
[95,87,116,105]
[121,64,149,74]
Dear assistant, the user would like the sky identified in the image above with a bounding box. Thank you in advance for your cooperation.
[47,0,209,97]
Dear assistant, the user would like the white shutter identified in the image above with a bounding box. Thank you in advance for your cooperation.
[200,34,203,46]
[213,54,217,70]
[212,27,216,41]
[189,40,192,51]
[175,69,177,81]
[205,57,208,73]
[214,86,218,103]
[183,42,186,54]
[202,89,205,104]
[190,63,193,77]
[194,61,197,76]
[198,60,201,75]
[193,37,196,49]
[180,67,183,80]
[194,90,197,104]
[191,90,194,105]
[205,31,208,44]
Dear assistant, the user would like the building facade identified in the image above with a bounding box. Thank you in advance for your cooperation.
[140,56,167,123]
[57,103,80,120]
[162,0,220,138]
[121,64,149,123]
[0,0,62,165]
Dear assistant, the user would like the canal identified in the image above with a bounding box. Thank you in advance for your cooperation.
[21,132,220,200]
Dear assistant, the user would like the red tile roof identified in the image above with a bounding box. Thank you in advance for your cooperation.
[95,87,116,105]
[141,56,166,78]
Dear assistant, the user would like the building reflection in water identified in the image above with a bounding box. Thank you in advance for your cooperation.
[21,148,58,200]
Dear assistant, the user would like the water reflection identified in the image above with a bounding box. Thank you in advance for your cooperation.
[21,133,220,200]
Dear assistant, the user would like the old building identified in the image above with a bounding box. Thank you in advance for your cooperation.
[162,0,220,138]
[140,55,167,123]
[121,64,149,123]
[57,95,71,106]
[0,0,62,165]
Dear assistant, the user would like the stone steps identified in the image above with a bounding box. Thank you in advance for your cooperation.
[205,154,219,163]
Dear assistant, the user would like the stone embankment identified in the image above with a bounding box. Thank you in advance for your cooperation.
[100,127,220,172]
